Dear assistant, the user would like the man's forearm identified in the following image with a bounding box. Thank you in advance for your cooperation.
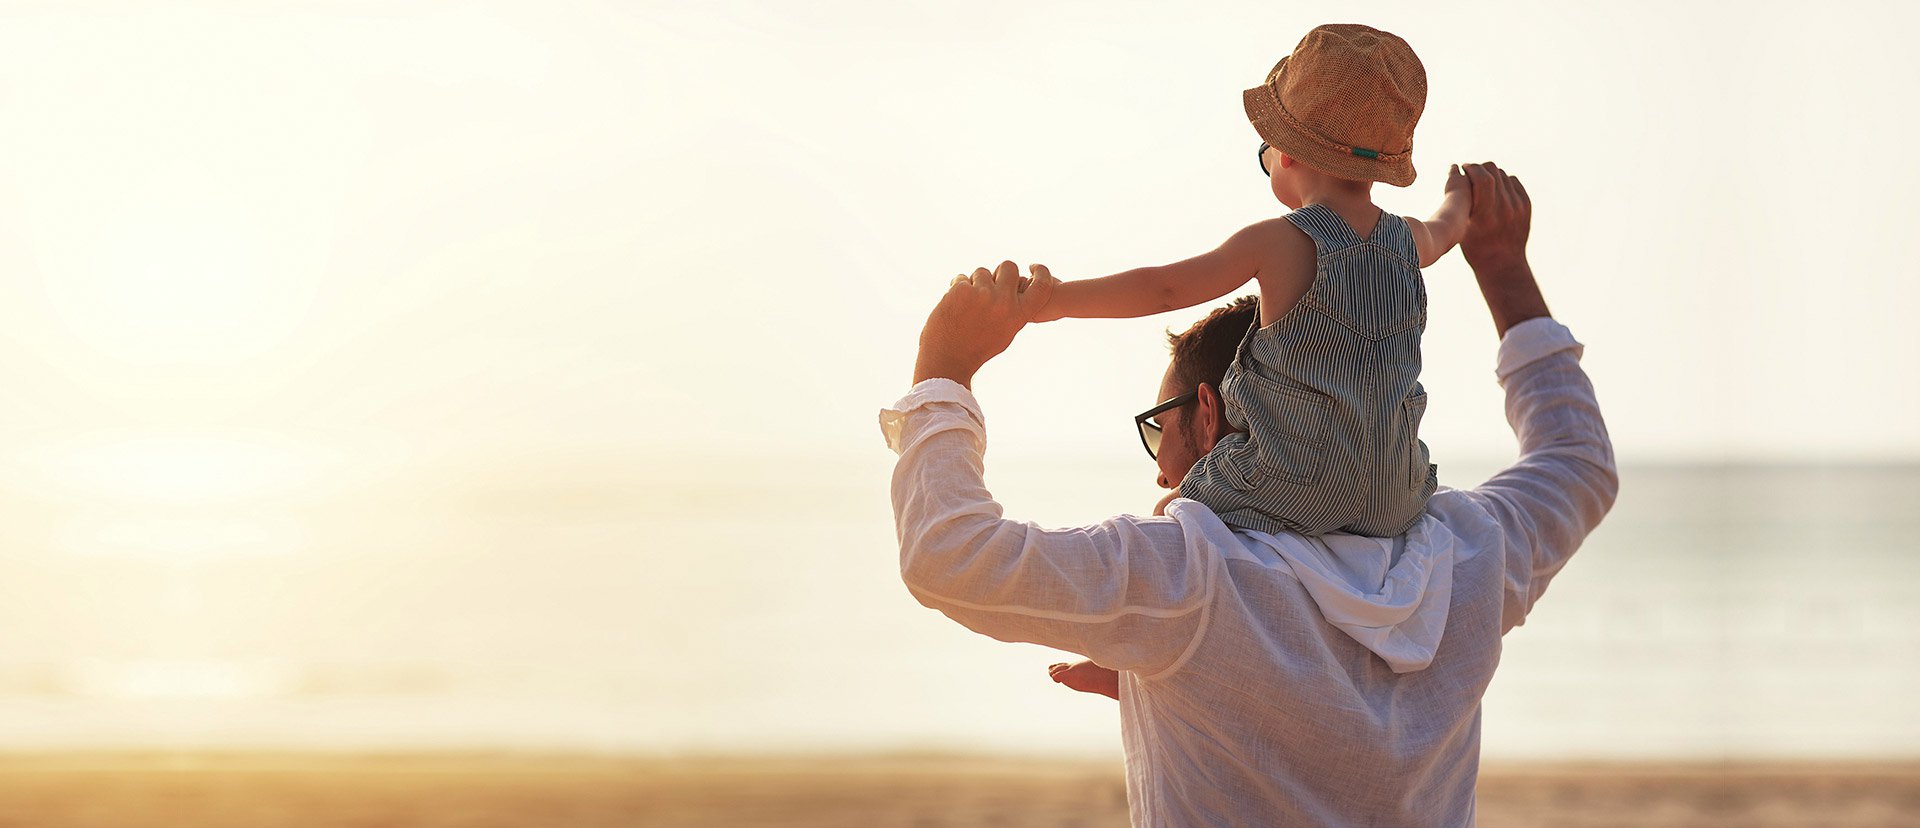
[1455,162,1542,335]
[1471,254,1552,337]
[912,353,976,389]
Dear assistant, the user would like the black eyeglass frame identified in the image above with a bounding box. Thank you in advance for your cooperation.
[1134,389,1200,460]
[1258,141,1272,176]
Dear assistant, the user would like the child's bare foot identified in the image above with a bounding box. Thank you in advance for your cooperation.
[1047,660,1121,700]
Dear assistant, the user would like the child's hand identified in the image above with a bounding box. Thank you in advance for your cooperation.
[1022,263,1063,323]
[1442,163,1472,210]
[1048,660,1121,701]
[1410,164,1475,267]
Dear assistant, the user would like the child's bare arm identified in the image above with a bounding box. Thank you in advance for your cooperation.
[1032,223,1271,322]
[1406,163,1473,268]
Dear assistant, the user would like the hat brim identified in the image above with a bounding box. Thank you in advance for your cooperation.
[1243,59,1417,187]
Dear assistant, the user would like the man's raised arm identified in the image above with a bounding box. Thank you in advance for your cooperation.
[879,262,1211,677]
[1448,164,1620,632]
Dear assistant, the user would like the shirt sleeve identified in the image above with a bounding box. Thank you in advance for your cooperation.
[1451,317,1620,632]
[879,379,1213,676]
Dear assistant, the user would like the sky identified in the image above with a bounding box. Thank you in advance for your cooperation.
[0,1,1915,478]
[0,0,1914,753]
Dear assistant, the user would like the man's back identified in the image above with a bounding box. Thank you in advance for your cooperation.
[883,316,1613,826]
[1121,495,1510,826]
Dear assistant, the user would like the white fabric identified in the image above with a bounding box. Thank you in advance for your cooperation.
[1232,514,1454,673]
[880,316,1617,827]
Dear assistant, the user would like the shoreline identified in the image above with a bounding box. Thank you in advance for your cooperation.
[0,754,1911,826]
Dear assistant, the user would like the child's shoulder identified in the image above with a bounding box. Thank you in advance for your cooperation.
[1226,217,1314,259]
[1225,219,1317,314]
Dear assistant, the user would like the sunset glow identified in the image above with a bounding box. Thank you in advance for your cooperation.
[0,0,1910,764]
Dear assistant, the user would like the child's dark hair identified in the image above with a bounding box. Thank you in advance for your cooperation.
[1166,295,1259,395]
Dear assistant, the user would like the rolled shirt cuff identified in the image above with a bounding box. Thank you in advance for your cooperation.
[1495,317,1584,380]
[879,378,982,453]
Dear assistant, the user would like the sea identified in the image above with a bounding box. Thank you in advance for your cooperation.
[0,457,1913,761]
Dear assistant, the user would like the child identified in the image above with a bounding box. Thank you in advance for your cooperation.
[1030,23,1469,539]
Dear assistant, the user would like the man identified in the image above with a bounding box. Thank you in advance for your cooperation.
[880,165,1616,825]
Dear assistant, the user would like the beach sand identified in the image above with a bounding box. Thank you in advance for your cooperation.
[0,754,1912,827]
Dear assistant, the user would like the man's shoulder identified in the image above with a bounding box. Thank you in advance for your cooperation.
[1421,487,1511,554]
[1159,499,1304,573]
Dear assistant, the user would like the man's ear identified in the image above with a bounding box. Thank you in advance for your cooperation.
[1194,382,1227,447]
[1277,151,1296,170]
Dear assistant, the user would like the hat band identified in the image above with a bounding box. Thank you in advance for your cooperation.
[1264,84,1410,163]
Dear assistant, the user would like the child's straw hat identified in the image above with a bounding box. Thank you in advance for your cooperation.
[1243,24,1427,187]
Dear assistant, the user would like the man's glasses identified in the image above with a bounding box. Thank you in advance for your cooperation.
[1135,390,1199,460]
[1258,141,1272,177]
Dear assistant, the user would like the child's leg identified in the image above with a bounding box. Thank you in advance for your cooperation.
[1047,661,1120,701]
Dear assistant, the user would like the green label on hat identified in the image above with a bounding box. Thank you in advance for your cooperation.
[1350,147,1380,159]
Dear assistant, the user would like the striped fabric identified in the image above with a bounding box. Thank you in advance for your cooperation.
[1179,202,1436,537]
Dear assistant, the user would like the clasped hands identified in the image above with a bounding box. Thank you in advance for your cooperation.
[911,261,1060,389]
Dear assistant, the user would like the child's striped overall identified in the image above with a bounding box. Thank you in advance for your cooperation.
[1179,202,1436,538]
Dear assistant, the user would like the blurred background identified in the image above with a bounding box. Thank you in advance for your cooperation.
[0,0,1913,824]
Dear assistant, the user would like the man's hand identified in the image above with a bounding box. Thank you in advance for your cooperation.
[912,260,1057,388]
[1456,163,1550,336]
[1458,162,1529,272]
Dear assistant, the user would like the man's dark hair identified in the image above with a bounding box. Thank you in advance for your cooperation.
[1167,295,1259,395]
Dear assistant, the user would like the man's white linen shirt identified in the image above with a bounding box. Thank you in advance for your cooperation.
[880,318,1617,827]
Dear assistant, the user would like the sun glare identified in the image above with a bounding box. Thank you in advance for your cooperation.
[27,435,335,506]
[59,517,304,561]
[37,168,319,368]
[67,659,293,701]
